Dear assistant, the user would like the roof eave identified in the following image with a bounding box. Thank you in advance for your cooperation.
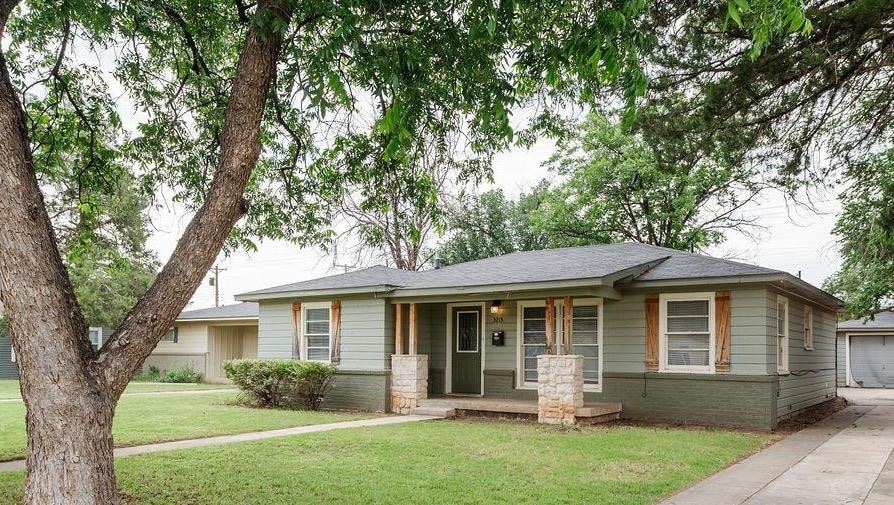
[175,316,259,323]
[388,277,612,298]
[235,284,399,301]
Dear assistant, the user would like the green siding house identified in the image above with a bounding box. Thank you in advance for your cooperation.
[236,243,841,430]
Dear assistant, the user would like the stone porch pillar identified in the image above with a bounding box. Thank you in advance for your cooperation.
[537,355,584,425]
[390,354,428,414]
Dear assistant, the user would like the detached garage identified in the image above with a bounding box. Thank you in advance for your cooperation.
[838,310,894,388]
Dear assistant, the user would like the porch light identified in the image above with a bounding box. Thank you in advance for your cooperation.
[490,300,502,314]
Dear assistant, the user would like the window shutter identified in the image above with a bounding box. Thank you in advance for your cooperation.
[330,299,342,364]
[715,291,731,372]
[291,302,302,359]
[645,295,659,370]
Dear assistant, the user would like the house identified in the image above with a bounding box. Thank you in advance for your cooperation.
[143,302,258,382]
[0,324,113,379]
[235,243,841,429]
[837,310,894,388]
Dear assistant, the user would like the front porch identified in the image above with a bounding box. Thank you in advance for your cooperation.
[413,396,622,422]
[389,294,617,425]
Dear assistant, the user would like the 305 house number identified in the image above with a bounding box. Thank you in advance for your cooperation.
[490,316,504,324]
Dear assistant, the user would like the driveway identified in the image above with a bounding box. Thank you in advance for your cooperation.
[661,393,894,505]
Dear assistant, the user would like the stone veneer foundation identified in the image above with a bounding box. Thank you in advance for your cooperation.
[390,354,428,414]
[537,355,583,425]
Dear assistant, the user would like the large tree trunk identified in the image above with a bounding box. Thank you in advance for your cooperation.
[0,1,293,503]
[23,384,116,504]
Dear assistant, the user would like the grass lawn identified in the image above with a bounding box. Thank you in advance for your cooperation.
[0,418,776,504]
[0,379,234,400]
[0,392,372,462]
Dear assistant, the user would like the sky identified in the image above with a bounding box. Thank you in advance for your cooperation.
[148,140,844,311]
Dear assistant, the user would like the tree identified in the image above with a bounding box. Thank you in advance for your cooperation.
[824,148,894,316]
[0,0,660,502]
[533,113,767,251]
[440,184,551,265]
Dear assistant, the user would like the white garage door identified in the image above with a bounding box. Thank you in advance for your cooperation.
[850,335,894,387]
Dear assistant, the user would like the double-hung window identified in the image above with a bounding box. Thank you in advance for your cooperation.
[803,305,814,350]
[88,327,103,351]
[160,327,178,343]
[303,303,331,362]
[776,296,789,373]
[659,293,714,373]
[519,303,548,385]
[570,301,601,389]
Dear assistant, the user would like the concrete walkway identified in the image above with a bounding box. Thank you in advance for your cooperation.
[661,405,894,505]
[0,414,438,473]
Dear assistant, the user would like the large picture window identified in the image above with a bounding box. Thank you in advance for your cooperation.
[659,293,714,373]
[303,304,331,362]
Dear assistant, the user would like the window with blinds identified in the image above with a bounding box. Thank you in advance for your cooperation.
[521,306,547,383]
[571,304,599,385]
[661,295,714,372]
[304,305,331,362]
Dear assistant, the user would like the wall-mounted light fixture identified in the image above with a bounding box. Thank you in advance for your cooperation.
[490,300,502,315]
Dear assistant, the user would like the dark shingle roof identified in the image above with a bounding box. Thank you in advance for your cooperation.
[236,243,797,299]
[238,265,417,297]
[838,310,894,330]
[177,302,258,321]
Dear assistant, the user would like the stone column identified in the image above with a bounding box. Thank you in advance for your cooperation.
[390,354,429,414]
[537,355,584,425]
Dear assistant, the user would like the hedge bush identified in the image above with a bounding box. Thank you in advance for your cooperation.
[163,366,201,383]
[223,359,337,410]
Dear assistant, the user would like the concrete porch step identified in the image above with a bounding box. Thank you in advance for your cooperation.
[417,397,622,420]
[576,402,623,418]
[409,406,456,418]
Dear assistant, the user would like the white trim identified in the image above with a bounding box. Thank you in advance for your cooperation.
[776,295,789,374]
[514,298,604,392]
[454,310,481,353]
[9,347,14,363]
[301,301,331,363]
[88,326,103,348]
[845,332,852,387]
[658,292,716,374]
[444,302,487,396]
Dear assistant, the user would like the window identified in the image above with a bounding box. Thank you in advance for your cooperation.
[9,347,14,363]
[88,327,103,350]
[659,293,714,373]
[455,311,480,353]
[160,327,178,343]
[570,303,601,387]
[776,296,789,374]
[519,303,548,385]
[803,305,814,350]
[303,303,331,362]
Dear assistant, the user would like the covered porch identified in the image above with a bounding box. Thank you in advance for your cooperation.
[389,289,622,424]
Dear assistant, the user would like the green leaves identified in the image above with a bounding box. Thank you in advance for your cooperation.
[724,0,812,59]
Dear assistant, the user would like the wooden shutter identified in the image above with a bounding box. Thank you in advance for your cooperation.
[715,291,731,372]
[330,299,342,363]
[291,302,302,359]
[645,295,659,370]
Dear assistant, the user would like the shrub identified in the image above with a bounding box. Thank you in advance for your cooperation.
[162,366,201,383]
[223,359,337,410]
[132,365,162,382]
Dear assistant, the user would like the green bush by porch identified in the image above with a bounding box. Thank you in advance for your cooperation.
[0,419,776,504]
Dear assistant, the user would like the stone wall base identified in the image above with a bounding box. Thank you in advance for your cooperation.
[390,354,429,414]
[537,355,584,425]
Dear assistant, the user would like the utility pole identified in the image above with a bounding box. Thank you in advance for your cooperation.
[209,265,227,307]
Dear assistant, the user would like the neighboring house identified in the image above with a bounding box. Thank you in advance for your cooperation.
[144,302,259,383]
[837,310,894,388]
[235,243,841,429]
[0,325,113,379]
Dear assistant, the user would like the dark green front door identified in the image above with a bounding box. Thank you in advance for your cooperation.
[451,307,482,394]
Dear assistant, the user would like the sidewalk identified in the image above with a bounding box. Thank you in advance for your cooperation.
[0,414,438,472]
[661,405,894,505]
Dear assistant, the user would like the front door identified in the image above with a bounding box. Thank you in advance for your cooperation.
[451,307,482,394]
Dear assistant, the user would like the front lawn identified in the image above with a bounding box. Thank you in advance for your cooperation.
[0,419,776,504]
[0,392,372,461]
[0,379,234,400]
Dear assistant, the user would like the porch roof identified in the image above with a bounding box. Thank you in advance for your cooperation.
[235,243,840,307]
